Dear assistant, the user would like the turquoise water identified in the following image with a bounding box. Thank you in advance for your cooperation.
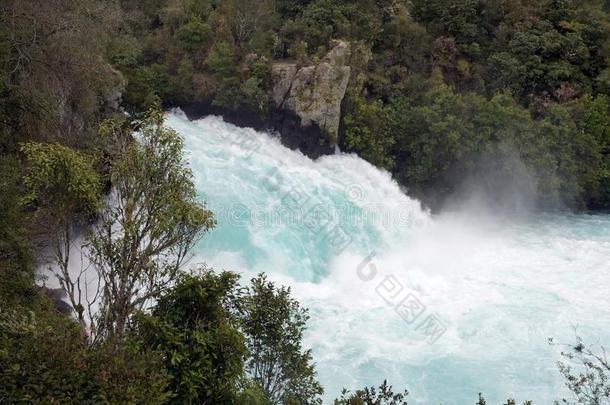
[167,111,610,404]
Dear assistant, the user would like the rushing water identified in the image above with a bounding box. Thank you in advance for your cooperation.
[167,110,610,404]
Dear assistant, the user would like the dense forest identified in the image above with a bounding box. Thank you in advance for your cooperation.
[1,0,609,403]
[111,0,610,210]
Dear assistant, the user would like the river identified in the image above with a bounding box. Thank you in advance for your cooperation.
[167,110,610,404]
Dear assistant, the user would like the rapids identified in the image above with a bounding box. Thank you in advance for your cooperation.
[167,110,610,404]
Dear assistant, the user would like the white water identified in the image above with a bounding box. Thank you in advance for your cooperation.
[167,110,610,404]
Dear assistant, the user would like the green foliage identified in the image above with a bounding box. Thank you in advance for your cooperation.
[222,0,277,49]
[212,77,244,110]
[333,380,409,405]
[342,96,395,170]
[566,95,610,208]
[282,0,348,54]
[132,269,330,405]
[0,303,171,404]
[107,35,143,69]
[133,270,247,404]
[20,142,101,314]
[276,0,310,19]
[0,156,35,308]
[106,0,610,210]
[411,0,482,44]
[349,83,534,204]
[121,67,163,114]
[242,274,323,404]
[20,142,101,216]
[176,17,212,51]
[206,41,238,79]
[489,19,593,102]
[344,78,606,209]
[241,77,269,114]
[374,8,431,77]
[0,0,125,150]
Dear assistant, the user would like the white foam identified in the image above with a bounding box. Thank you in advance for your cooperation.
[167,111,610,404]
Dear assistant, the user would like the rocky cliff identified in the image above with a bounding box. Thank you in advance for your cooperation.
[271,40,351,144]
[181,41,352,159]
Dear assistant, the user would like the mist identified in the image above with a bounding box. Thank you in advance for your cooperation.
[438,141,544,223]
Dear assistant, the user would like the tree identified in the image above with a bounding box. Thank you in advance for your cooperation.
[276,0,311,19]
[0,0,124,148]
[20,142,101,327]
[132,269,247,404]
[374,6,431,75]
[566,95,610,209]
[0,299,171,404]
[241,274,323,404]
[410,0,482,44]
[176,16,212,51]
[20,143,100,217]
[241,76,269,114]
[87,110,216,342]
[206,41,238,79]
[551,336,610,404]
[485,3,607,104]
[333,380,409,405]
[342,96,396,170]
[0,156,35,308]
[222,0,276,50]
[282,0,347,54]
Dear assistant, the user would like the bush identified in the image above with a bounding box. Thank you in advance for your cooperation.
[132,270,247,404]
[0,303,170,404]
[176,17,211,51]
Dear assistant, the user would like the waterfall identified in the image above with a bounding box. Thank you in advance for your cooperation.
[167,109,610,404]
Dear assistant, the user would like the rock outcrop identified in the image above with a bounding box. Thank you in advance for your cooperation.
[181,41,353,159]
[272,40,351,144]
